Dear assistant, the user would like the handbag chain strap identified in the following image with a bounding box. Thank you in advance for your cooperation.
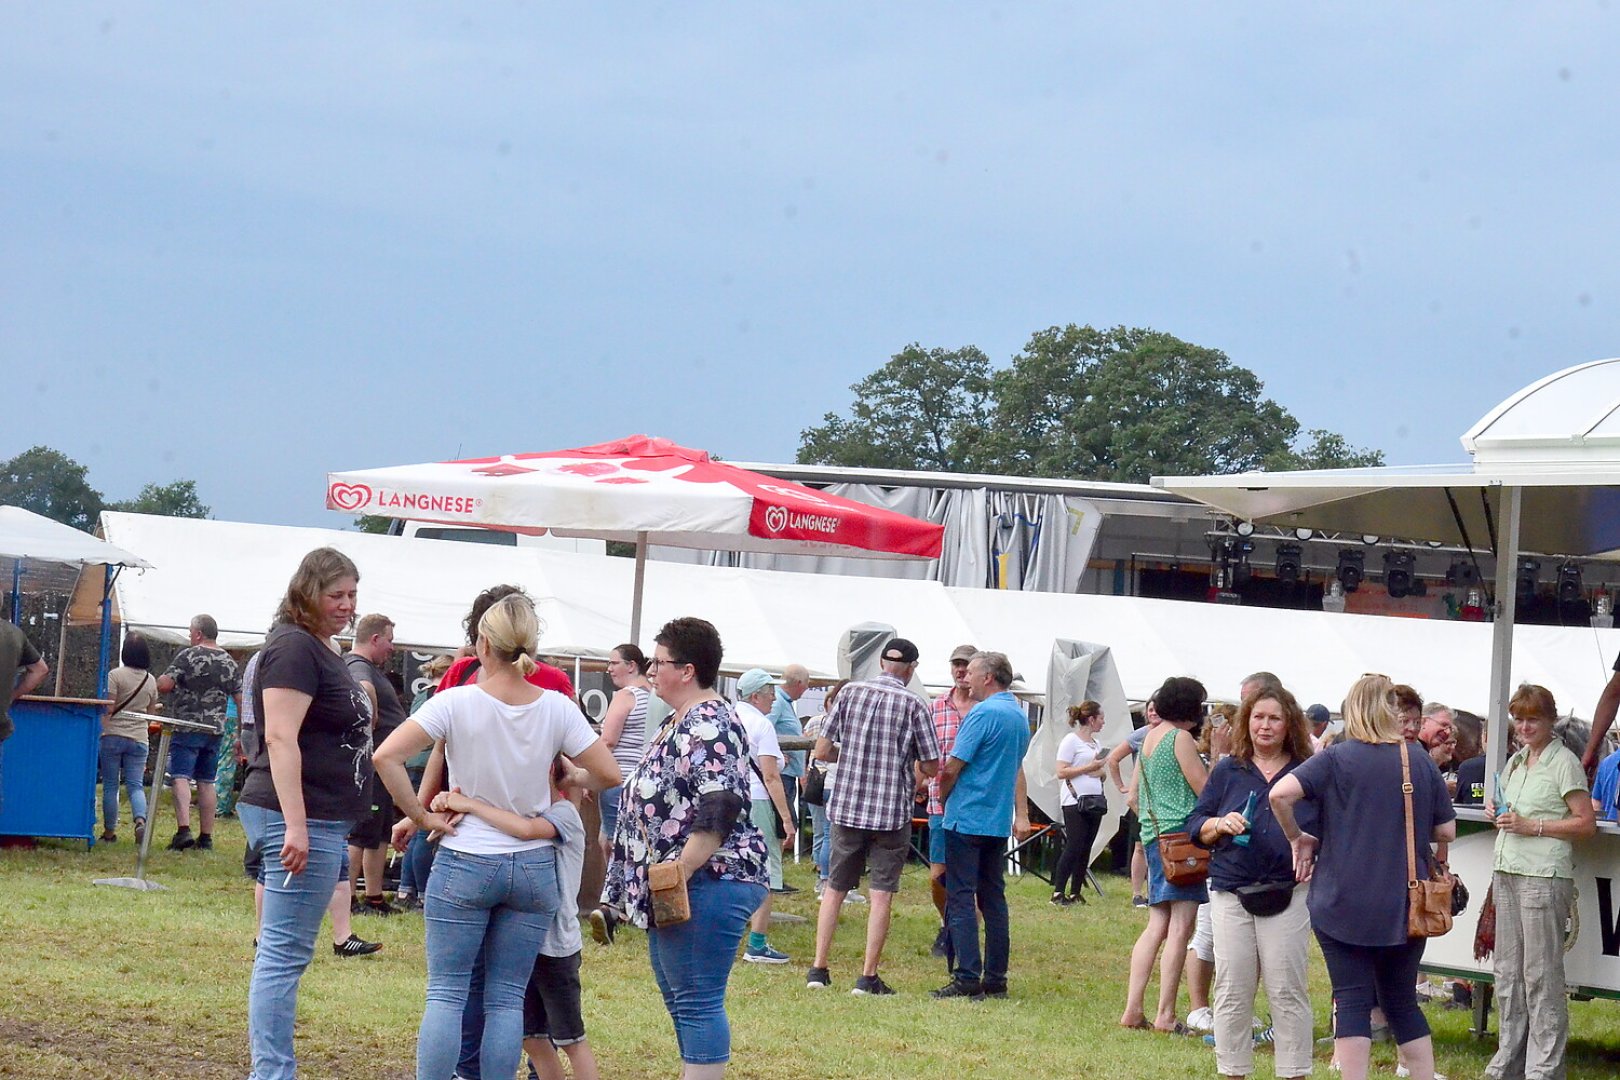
[1400,740,1420,889]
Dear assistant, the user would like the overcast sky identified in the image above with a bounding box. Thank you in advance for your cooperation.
[4,4,1617,527]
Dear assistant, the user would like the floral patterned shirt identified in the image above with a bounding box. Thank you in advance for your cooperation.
[600,697,768,929]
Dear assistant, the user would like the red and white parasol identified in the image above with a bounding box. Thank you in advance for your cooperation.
[327,435,944,640]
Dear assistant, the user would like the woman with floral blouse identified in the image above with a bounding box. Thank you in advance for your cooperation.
[600,617,768,1080]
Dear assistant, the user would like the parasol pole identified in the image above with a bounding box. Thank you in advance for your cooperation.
[630,531,648,646]
[1484,483,1522,805]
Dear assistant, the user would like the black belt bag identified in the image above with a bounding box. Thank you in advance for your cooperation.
[1234,880,1295,917]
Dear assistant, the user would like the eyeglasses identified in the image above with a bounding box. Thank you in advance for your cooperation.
[648,658,689,672]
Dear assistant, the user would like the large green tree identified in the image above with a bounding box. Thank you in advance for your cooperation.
[0,445,105,530]
[1,445,215,529]
[799,325,1382,482]
[797,344,994,472]
[108,479,211,518]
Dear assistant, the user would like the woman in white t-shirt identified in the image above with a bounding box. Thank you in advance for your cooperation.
[1051,700,1108,906]
[375,595,620,1080]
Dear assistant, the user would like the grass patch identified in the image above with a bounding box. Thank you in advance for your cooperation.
[4,812,1620,1078]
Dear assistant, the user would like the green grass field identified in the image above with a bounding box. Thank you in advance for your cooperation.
[3,814,1619,1079]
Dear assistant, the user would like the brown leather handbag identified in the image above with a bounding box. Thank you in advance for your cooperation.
[1141,750,1210,887]
[1401,741,1455,938]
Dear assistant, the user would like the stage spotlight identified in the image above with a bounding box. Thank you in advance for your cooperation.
[1558,562,1584,605]
[1516,558,1541,606]
[1384,551,1416,599]
[1445,558,1479,587]
[1336,549,1365,593]
[1231,538,1255,586]
[1275,543,1303,585]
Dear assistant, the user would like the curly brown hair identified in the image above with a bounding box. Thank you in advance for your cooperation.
[1231,685,1314,762]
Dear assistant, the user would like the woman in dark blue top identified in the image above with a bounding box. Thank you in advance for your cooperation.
[1271,674,1456,1080]
[1188,685,1316,1080]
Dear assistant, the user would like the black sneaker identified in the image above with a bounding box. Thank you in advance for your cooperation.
[980,982,1008,999]
[852,974,896,996]
[395,894,423,913]
[930,926,950,959]
[358,898,399,917]
[930,979,983,1000]
[1050,892,1073,907]
[167,828,195,852]
[805,966,831,990]
[333,934,383,957]
[589,907,618,946]
[771,883,799,894]
[195,834,214,851]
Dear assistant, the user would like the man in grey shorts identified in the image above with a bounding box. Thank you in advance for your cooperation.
[805,638,940,996]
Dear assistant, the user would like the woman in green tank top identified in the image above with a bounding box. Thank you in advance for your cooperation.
[1121,676,1210,1034]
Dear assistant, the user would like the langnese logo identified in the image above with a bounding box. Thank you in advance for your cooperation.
[327,483,372,512]
[762,504,840,536]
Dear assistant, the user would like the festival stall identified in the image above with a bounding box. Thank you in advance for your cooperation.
[0,506,151,844]
[1155,358,1620,1001]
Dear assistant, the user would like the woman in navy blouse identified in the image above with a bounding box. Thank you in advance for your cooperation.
[1270,675,1456,1080]
[1188,685,1317,1080]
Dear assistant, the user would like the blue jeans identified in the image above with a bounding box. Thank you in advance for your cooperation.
[944,829,1010,989]
[239,804,352,1080]
[809,802,830,880]
[418,845,561,1080]
[646,870,766,1065]
[99,735,149,831]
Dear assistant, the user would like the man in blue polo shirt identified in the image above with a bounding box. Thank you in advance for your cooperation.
[933,650,1031,1001]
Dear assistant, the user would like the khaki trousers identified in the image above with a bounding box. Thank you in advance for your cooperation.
[1210,886,1314,1078]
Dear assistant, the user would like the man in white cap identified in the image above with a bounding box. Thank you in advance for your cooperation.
[736,668,796,963]
[806,638,940,995]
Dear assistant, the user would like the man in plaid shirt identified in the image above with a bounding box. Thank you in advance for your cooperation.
[805,638,940,996]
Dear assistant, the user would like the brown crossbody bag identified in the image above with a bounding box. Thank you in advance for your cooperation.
[1402,741,1455,938]
[1140,736,1210,887]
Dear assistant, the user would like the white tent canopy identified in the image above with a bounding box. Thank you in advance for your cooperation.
[2,506,150,568]
[100,512,1620,719]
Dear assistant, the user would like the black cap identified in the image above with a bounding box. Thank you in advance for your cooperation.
[881,637,919,665]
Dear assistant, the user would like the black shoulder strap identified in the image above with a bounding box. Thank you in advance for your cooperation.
[454,658,482,687]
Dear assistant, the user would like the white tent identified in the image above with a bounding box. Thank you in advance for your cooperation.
[100,512,1620,720]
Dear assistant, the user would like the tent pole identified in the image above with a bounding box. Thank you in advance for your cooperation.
[53,604,69,696]
[630,531,648,645]
[1484,484,1522,803]
[96,564,115,698]
[9,561,19,626]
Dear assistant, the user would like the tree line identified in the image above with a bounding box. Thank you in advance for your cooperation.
[798,325,1383,481]
[0,445,211,530]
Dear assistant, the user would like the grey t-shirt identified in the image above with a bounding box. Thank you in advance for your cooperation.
[539,799,586,957]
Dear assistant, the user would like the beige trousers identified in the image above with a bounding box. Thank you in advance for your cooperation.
[1209,886,1314,1078]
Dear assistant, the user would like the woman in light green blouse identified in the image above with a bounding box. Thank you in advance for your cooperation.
[1484,684,1596,1080]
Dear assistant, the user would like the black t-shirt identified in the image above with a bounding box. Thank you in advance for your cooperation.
[344,653,407,737]
[1454,754,1487,806]
[239,623,373,823]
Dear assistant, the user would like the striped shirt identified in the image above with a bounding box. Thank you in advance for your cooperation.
[823,673,940,832]
[610,687,650,774]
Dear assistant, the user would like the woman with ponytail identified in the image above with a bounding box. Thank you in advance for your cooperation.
[375,593,621,1080]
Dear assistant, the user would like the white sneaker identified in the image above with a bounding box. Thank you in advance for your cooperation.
[843,889,867,905]
[1186,1006,1215,1032]
[1394,1068,1447,1080]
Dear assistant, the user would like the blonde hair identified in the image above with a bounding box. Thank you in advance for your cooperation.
[477,593,541,678]
[1342,674,1403,745]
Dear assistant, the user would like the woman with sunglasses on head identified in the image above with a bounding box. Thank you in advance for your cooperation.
[600,617,768,1080]
[1270,675,1456,1080]
[1483,684,1595,1080]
